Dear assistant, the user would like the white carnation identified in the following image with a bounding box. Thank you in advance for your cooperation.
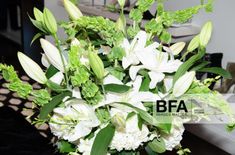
[110,109,150,151]
[162,118,185,151]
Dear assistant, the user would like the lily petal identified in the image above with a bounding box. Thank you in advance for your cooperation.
[104,74,123,85]
[41,54,50,68]
[129,65,145,80]
[49,71,64,84]
[148,71,165,89]
[72,87,82,99]
[173,71,195,97]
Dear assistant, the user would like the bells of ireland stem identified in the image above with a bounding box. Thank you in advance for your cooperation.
[18,52,47,84]
[88,52,105,80]
[43,8,57,34]
[173,71,195,97]
[64,0,83,20]
[40,38,67,72]
[199,21,213,47]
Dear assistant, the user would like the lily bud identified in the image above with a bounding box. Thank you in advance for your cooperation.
[33,7,43,22]
[43,8,57,34]
[173,71,195,97]
[116,13,126,34]
[64,0,83,20]
[88,52,104,80]
[111,113,126,132]
[187,35,199,52]
[40,39,67,72]
[118,0,125,8]
[200,21,213,47]
[170,42,186,55]
[18,52,47,84]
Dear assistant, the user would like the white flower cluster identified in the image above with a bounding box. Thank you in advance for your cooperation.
[46,31,193,154]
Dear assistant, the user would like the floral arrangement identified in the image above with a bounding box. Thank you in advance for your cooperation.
[0,0,235,154]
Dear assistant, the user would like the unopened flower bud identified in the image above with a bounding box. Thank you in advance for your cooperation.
[88,52,104,80]
[64,0,83,20]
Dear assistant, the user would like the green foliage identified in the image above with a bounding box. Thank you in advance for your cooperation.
[106,67,126,81]
[71,67,90,87]
[0,64,32,98]
[96,108,111,123]
[129,9,143,23]
[57,140,76,153]
[147,138,166,154]
[90,123,115,155]
[82,80,99,98]
[104,84,130,93]
[107,47,125,61]
[39,91,72,120]
[85,91,103,105]
[31,89,51,106]
[61,16,124,46]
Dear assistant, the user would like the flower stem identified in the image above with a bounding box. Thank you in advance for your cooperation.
[53,34,69,88]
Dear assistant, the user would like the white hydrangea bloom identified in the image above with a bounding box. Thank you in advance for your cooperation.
[110,108,150,151]
[162,118,185,151]
[49,99,100,142]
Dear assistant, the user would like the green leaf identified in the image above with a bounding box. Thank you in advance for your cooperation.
[104,84,131,93]
[91,123,115,155]
[148,138,166,154]
[46,80,67,93]
[145,146,158,155]
[45,65,59,79]
[190,61,210,71]
[39,91,72,120]
[139,76,151,91]
[31,33,42,45]
[198,67,232,79]
[173,48,206,84]
[117,102,171,134]
[57,140,76,153]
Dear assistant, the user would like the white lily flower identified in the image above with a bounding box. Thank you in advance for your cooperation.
[173,71,195,97]
[18,52,47,84]
[121,31,159,69]
[130,51,182,89]
[49,99,100,142]
[49,71,64,84]
[40,38,67,72]
[94,75,160,110]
